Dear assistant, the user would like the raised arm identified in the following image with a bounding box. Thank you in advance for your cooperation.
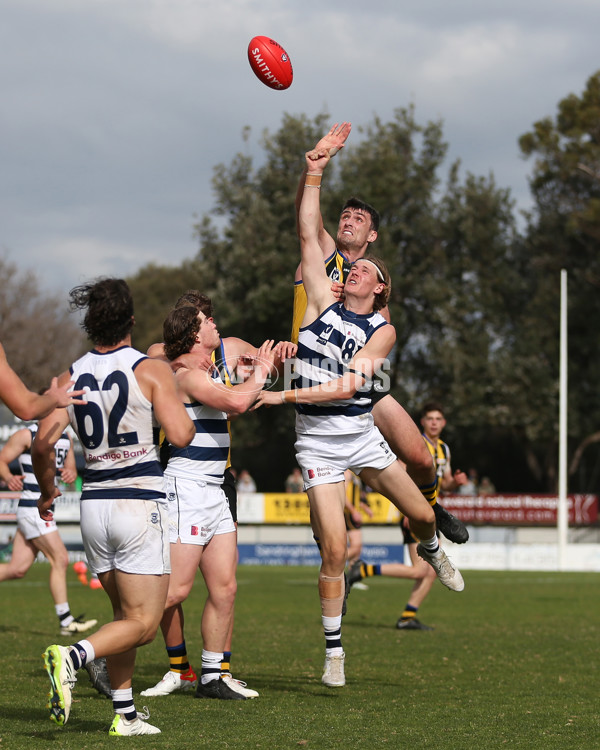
[293,122,351,281]
[298,147,340,321]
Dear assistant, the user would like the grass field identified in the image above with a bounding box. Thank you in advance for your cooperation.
[0,563,598,750]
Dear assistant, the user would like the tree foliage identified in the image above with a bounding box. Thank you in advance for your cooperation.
[126,84,600,493]
[519,70,600,490]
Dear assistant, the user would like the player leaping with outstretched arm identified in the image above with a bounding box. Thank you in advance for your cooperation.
[290,122,469,547]
[254,144,464,690]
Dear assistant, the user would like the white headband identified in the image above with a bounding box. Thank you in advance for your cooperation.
[358,258,385,282]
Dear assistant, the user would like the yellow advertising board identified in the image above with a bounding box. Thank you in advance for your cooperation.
[262,492,400,525]
[264,493,311,524]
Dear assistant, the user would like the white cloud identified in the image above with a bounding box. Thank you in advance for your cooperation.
[1,0,599,295]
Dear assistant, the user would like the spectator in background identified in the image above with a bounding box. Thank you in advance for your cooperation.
[285,467,304,494]
[236,469,257,493]
[458,468,479,496]
[478,476,496,495]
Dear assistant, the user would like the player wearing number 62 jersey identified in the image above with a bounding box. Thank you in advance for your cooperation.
[33,278,194,737]
[68,347,167,503]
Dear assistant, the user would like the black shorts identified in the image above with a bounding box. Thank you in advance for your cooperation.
[222,467,238,523]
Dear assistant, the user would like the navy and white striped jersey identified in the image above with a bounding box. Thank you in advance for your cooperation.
[18,424,71,507]
[165,370,229,485]
[67,346,165,502]
[294,302,388,435]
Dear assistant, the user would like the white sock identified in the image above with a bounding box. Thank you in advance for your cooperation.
[201,649,223,684]
[419,536,440,553]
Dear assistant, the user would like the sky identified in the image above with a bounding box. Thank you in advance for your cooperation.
[2,0,599,296]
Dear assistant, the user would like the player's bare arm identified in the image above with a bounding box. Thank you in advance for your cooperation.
[134,358,195,448]
[32,406,71,520]
[177,340,277,416]
[254,324,396,409]
[293,122,352,280]
[299,147,338,322]
[0,428,31,491]
[0,343,84,421]
[59,436,78,486]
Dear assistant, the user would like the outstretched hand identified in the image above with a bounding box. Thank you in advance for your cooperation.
[315,122,352,157]
[274,341,297,364]
[250,389,284,411]
[46,378,86,408]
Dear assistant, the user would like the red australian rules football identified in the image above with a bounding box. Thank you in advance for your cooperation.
[247,36,293,90]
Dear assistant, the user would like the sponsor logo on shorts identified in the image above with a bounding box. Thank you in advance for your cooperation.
[379,441,391,455]
[308,466,333,479]
[308,469,315,479]
[191,525,198,536]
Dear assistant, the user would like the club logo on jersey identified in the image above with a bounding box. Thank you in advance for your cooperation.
[330,268,341,282]
[317,323,334,346]
[379,441,391,456]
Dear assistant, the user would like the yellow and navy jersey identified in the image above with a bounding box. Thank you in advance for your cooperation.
[291,248,354,344]
[212,340,233,469]
[423,435,450,495]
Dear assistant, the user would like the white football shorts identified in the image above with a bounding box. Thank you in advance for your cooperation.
[80,498,170,576]
[17,504,58,540]
[166,475,236,546]
[295,423,397,490]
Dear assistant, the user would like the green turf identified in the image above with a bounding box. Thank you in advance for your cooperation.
[0,564,598,749]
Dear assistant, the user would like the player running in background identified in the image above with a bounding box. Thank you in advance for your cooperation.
[349,401,469,629]
[34,277,195,736]
[0,423,97,635]
[291,123,468,547]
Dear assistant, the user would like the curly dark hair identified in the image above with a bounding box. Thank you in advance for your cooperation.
[174,290,213,317]
[69,278,134,346]
[163,306,200,361]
